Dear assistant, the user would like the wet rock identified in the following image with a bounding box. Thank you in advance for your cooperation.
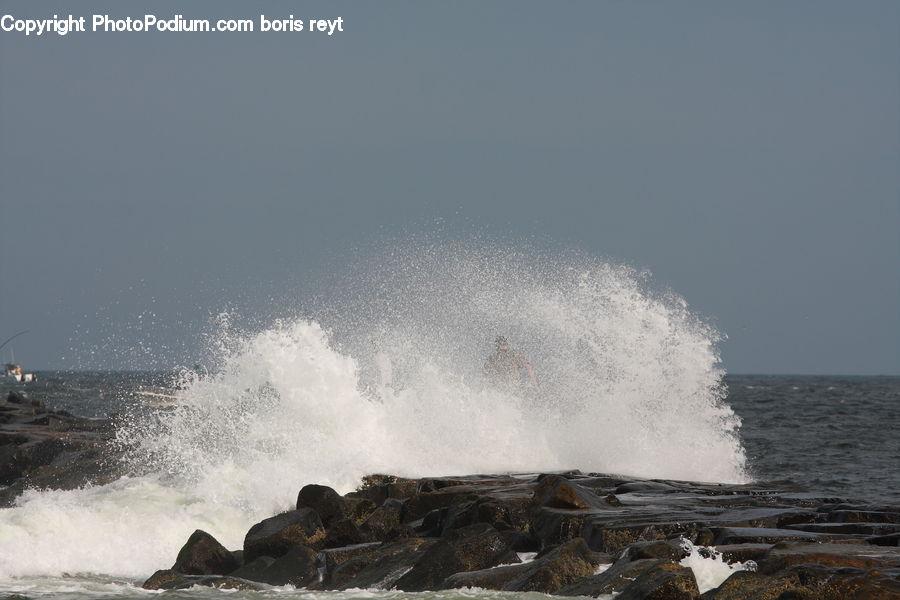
[756,542,900,574]
[614,562,699,600]
[786,521,899,535]
[701,570,800,599]
[532,474,604,510]
[779,564,900,599]
[711,527,830,545]
[441,561,531,590]
[360,498,405,540]
[172,529,240,575]
[243,508,325,562]
[297,484,347,527]
[438,496,532,534]
[625,539,691,562]
[331,537,436,590]
[615,480,680,494]
[322,517,368,548]
[143,569,186,590]
[321,541,382,572]
[0,397,118,506]
[344,496,377,524]
[484,537,606,593]
[869,532,900,546]
[393,523,516,591]
[229,546,319,587]
[401,488,479,523]
[346,474,417,505]
[6,391,28,404]
[713,543,773,563]
[554,558,668,597]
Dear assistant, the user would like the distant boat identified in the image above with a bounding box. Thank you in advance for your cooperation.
[1,331,35,383]
[3,363,35,383]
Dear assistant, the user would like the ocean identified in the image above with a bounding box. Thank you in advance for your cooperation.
[0,249,897,598]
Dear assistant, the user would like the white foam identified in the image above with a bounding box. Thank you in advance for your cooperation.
[678,538,756,594]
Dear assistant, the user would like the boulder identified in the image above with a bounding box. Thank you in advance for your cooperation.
[171,529,239,575]
[143,569,265,591]
[393,523,516,591]
[613,562,699,600]
[702,570,800,600]
[229,546,319,587]
[757,542,898,574]
[778,564,900,599]
[331,538,436,590]
[401,488,479,523]
[344,496,377,524]
[321,541,382,572]
[554,558,667,597]
[243,508,325,562]
[322,517,368,548]
[346,474,417,505]
[360,498,405,540]
[297,484,347,527]
[533,474,604,510]
[500,537,607,592]
[442,561,531,590]
[625,539,691,562]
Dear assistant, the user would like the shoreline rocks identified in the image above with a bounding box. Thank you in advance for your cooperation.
[0,391,119,506]
[143,472,900,598]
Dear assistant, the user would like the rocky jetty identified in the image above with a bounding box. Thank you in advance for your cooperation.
[0,390,119,506]
[144,472,900,598]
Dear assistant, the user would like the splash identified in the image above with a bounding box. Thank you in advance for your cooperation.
[679,538,757,593]
[0,241,747,579]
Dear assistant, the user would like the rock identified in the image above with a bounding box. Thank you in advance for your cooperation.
[554,558,668,597]
[297,484,347,527]
[502,537,607,593]
[757,542,900,574]
[142,568,266,591]
[346,474,418,505]
[712,527,830,545]
[321,541,382,572]
[712,543,773,563]
[615,481,680,494]
[401,488,479,523]
[344,496,377,524]
[331,538,436,590]
[172,529,240,575]
[441,561,531,590]
[614,562,699,600]
[143,569,186,590]
[533,474,604,510]
[7,391,28,404]
[229,546,319,587]
[869,532,900,546]
[779,564,900,599]
[322,517,368,548]
[701,570,800,599]
[243,508,325,562]
[393,523,516,591]
[360,498,405,540]
[625,539,690,562]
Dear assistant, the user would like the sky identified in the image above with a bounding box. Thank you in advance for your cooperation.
[1,1,898,375]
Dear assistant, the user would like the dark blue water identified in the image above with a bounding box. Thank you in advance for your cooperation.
[726,375,899,503]
[3,373,898,502]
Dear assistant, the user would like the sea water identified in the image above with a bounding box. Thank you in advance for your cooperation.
[0,243,896,599]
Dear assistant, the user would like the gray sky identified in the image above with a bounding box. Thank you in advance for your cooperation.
[1,1,898,374]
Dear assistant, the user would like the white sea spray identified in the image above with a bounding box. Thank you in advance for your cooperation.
[0,241,747,583]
